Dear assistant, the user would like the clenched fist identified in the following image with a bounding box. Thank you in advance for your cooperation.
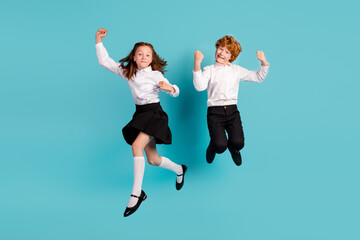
[159,81,175,93]
[256,51,269,66]
[95,28,108,43]
[194,50,204,72]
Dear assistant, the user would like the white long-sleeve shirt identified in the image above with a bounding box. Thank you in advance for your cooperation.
[193,62,269,106]
[96,42,179,105]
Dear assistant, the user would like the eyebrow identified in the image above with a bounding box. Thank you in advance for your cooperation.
[137,50,152,54]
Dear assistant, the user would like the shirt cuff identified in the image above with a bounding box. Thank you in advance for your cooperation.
[193,70,202,78]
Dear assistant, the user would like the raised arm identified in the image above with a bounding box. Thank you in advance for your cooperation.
[257,51,269,67]
[193,50,210,91]
[194,50,204,72]
[239,51,269,82]
[95,28,126,79]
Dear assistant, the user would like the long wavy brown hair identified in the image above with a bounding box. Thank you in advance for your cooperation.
[119,42,167,80]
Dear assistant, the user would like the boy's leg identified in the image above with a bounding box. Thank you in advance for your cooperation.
[207,107,228,163]
[225,107,244,166]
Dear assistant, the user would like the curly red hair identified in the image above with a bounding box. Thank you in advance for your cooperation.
[215,36,242,63]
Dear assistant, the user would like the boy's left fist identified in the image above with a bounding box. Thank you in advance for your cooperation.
[256,51,269,66]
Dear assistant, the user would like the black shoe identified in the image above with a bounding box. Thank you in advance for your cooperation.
[206,145,216,164]
[176,165,187,190]
[123,190,147,217]
[230,150,242,166]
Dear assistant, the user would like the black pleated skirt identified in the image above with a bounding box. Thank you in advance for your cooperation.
[122,102,172,145]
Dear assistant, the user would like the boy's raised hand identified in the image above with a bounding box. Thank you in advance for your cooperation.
[256,51,269,66]
[194,50,204,72]
[96,28,108,43]
[194,50,204,63]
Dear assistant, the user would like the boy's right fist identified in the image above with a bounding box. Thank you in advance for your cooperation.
[96,28,108,43]
[194,50,204,63]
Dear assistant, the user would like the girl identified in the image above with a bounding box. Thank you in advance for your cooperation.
[193,35,269,166]
[95,28,187,217]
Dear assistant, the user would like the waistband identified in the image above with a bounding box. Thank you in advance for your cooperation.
[207,104,237,110]
[135,102,161,112]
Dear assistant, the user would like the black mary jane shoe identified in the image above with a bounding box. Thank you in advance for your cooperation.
[230,150,242,166]
[123,190,147,217]
[176,165,187,191]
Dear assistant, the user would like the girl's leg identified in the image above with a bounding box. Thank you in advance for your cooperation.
[144,138,185,185]
[127,132,152,208]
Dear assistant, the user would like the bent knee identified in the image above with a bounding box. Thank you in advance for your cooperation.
[212,142,227,154]
[230,139,245,150]
[147,156,161,166]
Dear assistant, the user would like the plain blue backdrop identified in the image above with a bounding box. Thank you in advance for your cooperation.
[1,0,360,239]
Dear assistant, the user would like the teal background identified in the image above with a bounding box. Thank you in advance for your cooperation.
[1,0,360,239]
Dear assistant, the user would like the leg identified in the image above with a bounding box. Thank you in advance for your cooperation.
[226,110,245,151]
[144,138,187,190]
[127,132,152,209]
[207,110,228,154]
[206,107,228,164]
[132,131,152,157]
[144,138,162,166]
[225,109,244,166]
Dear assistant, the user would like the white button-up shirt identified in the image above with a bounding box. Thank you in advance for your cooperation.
[96,42,179,105]
[193,62,269,106]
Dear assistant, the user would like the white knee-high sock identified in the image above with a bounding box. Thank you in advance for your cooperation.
[127,156,145,208]
[158,156,183,183]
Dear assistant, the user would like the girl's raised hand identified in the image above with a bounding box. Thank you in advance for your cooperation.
[96,28,108,43]
[159,81,175,93]
[256,51,269,66]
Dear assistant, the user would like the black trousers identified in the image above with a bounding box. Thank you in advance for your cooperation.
[207,105,245,153]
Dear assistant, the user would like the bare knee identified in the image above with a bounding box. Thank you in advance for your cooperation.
[147,156,162,166]
[132,142,144,155]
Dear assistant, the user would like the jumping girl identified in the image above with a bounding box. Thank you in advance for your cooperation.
[95,28,187,217]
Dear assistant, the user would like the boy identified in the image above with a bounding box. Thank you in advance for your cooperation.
[193,35,269,166]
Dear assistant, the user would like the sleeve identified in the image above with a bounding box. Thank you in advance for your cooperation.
[156,72,180,97]
[95,42,127,80]
[238,65,269,82]
[193,66,211,91]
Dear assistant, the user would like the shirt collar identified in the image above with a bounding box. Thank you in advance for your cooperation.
[214,61,232,68]
[136,66,152,73]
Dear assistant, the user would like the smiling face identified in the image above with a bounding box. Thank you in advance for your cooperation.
[215,46,232,66]
[133,46,153,70]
